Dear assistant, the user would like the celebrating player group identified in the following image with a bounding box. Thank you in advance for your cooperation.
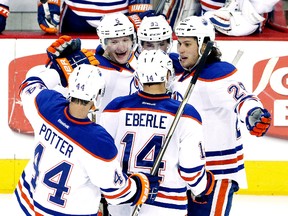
[14,1,272,215]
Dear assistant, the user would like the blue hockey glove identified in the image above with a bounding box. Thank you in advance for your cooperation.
[38,0,60,34]
[192,170,215,204]
[129,172,160,205]
[246,107,271,137]
[144,173,161,204]
[0,4,9,33]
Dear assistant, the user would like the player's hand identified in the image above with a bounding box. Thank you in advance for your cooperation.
[0,4,9,33]
[48,48,98,87]
[192,170,215,204]
[246,107,271,137]
[46,35,81,60]
[143,173,161,204]
[38,0,60,34]
[128,9,156,30]
[129,172,161,205]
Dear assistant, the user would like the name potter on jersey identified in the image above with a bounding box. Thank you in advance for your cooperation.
[39,123,74,158]
[125,113,167,129]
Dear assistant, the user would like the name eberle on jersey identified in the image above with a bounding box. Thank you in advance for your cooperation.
[125,112,168,129]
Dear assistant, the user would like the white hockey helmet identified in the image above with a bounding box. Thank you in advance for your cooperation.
[68,64,105,110]
[135,49,175,88]
[138,15,173,51]
[97,12,136,50]
[175,16,215,56]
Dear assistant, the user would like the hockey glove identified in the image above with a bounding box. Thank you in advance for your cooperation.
[38,0,60,34]
[0,4,9,33]
[47,35,81,59]
[48,48,99,87]
[192,170,215,204]
[144,173,161,204]
[129,172,160,205]
[128,0,153,14]
[246,107,271,137]
[128,9,156,30]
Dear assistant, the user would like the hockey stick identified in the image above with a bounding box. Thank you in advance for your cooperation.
[155,0,166,15]
[232,49,243,66]
[131,41,214,216]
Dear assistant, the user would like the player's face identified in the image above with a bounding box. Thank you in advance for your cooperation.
[177,37,199,70]
[142,40,170,52]
[105,36,133,64]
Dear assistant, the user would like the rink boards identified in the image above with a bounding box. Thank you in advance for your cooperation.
[0,31,287,195]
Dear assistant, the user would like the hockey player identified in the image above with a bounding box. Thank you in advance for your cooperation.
[137,14,173,54]
[201,0,280,36]
[159,0,279,35]
[14,63,160,215]
[0,0,9,33]
[133,14,185,77]
[100,49,215,216]
[37,0,153,34]
[46,12,139,122]
[173,16,271,216]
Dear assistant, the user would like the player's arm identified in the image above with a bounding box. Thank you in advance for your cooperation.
[209,78,271,137]
[101,171,160,206]
[19,66,61,122]
[46,35,99,87]
[177,114,215,197]
[83,131,160,206]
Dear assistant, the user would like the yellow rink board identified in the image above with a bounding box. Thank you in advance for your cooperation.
[1,159,288,194]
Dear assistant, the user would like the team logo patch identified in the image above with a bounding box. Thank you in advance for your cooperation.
[252,56,288,139]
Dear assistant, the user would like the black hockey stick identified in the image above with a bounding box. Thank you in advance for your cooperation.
[131,41,214,216]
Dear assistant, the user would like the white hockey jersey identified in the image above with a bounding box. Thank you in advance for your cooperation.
[94,47,139,121]
[172,61,264,189]
[14,71,139,215]
[100,91,208,215]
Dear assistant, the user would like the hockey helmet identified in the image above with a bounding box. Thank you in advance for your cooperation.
[135,49,175,88]
[175,16,215,56]
[97,12,136,50]
[68,64,105,110]
[138,15,173,51]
